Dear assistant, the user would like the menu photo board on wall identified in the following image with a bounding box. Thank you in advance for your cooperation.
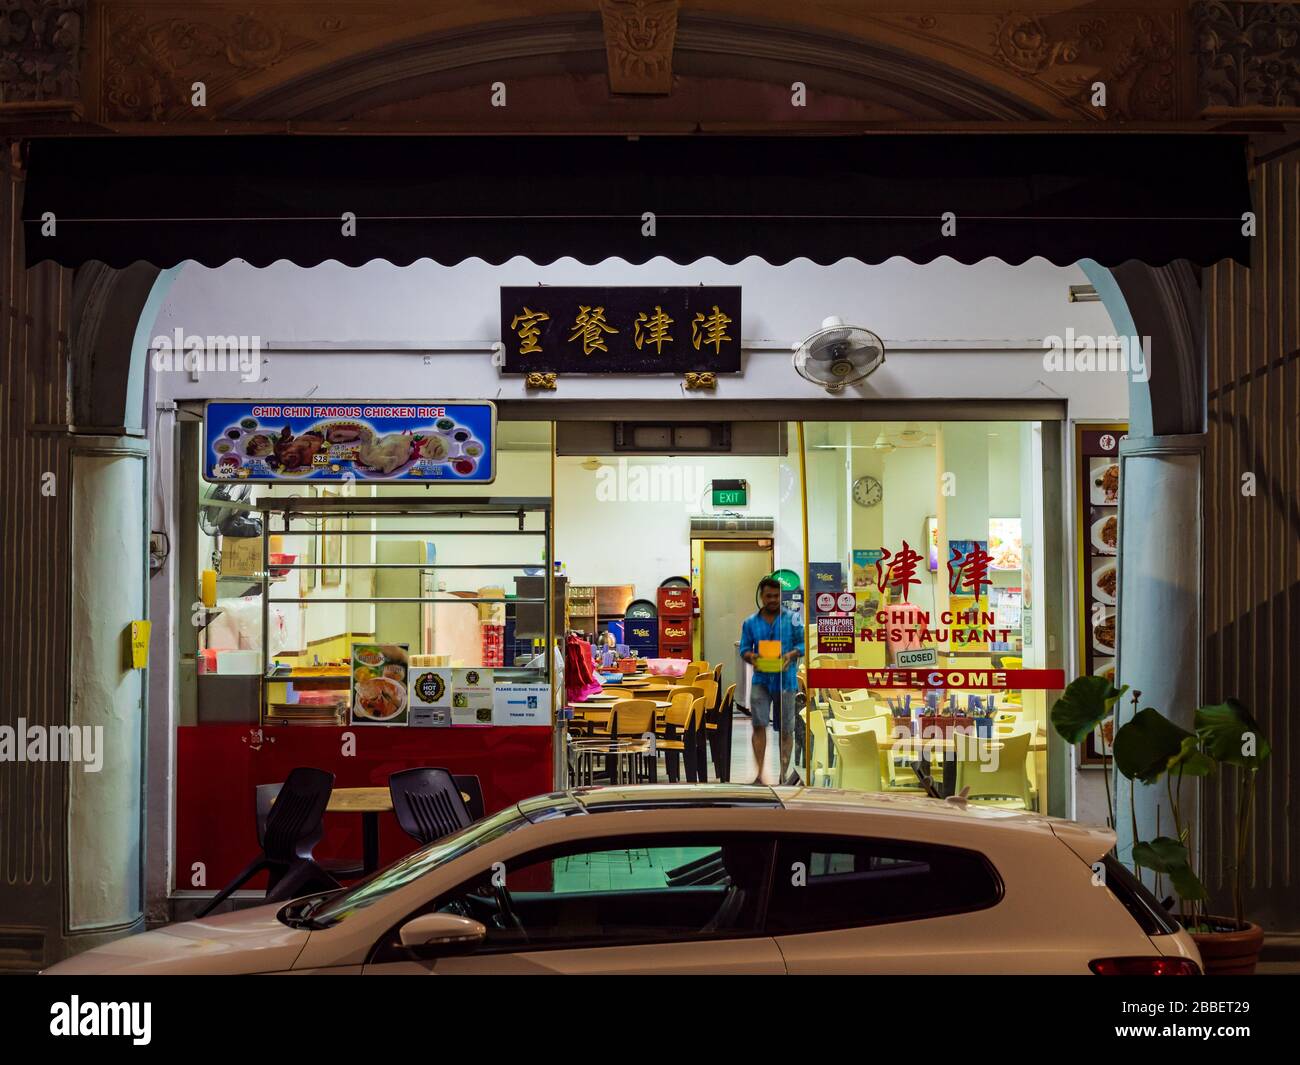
[500,286,741,374]
[203,400,496,483]
[1076,423,1126,765]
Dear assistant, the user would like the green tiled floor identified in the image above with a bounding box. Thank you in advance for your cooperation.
[551,846,716,893]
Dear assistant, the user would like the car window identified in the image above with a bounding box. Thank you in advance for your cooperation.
[311,806,529,926]
[1101,855,1180,935]
[429,834,774,952]
[766,835,1002,934]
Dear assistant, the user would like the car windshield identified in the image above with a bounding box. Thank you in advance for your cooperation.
[306,806,528,927]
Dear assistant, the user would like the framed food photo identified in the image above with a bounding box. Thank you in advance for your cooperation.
[1075,423,1126,765]
[350,642,410,726]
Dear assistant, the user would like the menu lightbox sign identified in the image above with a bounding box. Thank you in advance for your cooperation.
[500,286,741,374]
[1075,423,1126,766]
[203,400,496,483]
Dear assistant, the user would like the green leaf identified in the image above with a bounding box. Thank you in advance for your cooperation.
[1132,837,1209,903]
[1196,699,1272,770]
[1112,707,1195,784]
[1168,865,1209,902]
[1132,836,1191,873]
[1170,734,1215,778]
[1050,675,1127,744]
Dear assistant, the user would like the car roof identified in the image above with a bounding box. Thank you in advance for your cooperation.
[518,784,782,822]
[516,785,1115,859]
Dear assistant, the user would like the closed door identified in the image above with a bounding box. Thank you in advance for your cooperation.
[700,540,773,691]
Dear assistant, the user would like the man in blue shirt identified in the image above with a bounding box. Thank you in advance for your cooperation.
[740,576,805,785]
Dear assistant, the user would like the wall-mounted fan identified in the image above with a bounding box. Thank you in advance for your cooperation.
[793,315,885,394]
[198,481,261,538]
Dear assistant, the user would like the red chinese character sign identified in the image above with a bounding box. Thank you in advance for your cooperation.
[875,541,923,602]
[947,541,992,596]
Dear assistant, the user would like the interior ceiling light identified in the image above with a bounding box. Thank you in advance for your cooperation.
[581,457,603,471]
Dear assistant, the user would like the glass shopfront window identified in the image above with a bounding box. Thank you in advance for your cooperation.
[797,421,1053,811]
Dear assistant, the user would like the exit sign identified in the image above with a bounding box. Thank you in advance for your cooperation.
[711,479,748,507]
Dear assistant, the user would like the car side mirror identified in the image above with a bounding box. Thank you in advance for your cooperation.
[397,913,486,959]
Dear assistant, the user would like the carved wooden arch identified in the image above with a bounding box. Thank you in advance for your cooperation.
[219,11,1060,123]
[88,4,1191,125]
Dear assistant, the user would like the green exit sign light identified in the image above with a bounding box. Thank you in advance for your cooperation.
[712,479,748,507]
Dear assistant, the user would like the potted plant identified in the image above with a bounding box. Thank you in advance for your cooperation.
[1051,680,1270,974]
[1184,699,1270,973]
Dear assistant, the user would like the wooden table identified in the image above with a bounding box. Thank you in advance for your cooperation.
[322,787,391,875]
[317,785,468,874]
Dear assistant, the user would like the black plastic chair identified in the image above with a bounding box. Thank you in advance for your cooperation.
[196,767,339,917]
[452,774,485,821]
[389,768,473,846]
[256,782,364,881]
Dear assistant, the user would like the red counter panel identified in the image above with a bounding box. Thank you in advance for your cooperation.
[175,724,553,891]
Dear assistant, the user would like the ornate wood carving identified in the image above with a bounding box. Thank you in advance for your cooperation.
[525,371,558,391]
[0,0,85,103]
[597,0,677,94]
[100,6,356,120]
[19,2,1300,126]
[872,8,1182,120]
[1195,1,1300,110]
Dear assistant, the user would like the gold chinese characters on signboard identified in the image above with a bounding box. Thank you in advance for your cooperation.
[499,286,741,374]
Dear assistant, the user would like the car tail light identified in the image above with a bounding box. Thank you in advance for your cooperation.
[1089,956,1201,975]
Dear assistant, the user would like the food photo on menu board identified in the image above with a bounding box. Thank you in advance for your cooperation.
[202,401,495,483]
[350,643,410,726]
[1076,425,1125,763]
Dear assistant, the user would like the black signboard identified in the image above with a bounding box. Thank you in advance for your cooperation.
[500,286,741,374]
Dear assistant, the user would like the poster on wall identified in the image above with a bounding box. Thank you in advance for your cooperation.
[350,642,410,726]
[203,400,496,483]
[851,549,883,590]
[451,668,495,726]
[492,683,551,726]
[409,666,453,728]
[1076,423,1126,765]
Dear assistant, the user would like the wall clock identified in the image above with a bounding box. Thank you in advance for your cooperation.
[852,475,883,507]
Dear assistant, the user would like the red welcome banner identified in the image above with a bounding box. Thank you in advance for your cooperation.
[808,668,1066,690]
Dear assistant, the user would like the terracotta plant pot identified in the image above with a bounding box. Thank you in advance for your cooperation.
[1189,918,1264,975]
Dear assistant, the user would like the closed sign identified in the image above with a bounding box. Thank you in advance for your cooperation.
[895,647,938,668]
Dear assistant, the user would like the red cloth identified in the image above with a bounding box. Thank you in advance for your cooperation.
[565,634,603,704]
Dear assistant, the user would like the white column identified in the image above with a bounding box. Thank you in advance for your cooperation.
[1114,433,1203,874]
[67,435,150,940]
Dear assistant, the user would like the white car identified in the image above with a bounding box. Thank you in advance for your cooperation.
[45,785,1202,975]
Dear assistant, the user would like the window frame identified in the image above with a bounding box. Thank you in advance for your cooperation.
[367,830,779,961]
[764,833,1005,936]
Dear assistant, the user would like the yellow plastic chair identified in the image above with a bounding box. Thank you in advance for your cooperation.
[955,731,1035,809]
[1000,656,1024,705]
[834,692,879,722]
[829,725,883,792]
[802,706,836,787]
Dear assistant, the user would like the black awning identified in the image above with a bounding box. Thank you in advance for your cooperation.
[23,133,1251,270]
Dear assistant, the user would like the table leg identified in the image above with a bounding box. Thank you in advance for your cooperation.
[362,811,380,874]
[942,754,956,798]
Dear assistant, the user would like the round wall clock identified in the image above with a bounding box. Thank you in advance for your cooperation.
[852,475,883,507]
